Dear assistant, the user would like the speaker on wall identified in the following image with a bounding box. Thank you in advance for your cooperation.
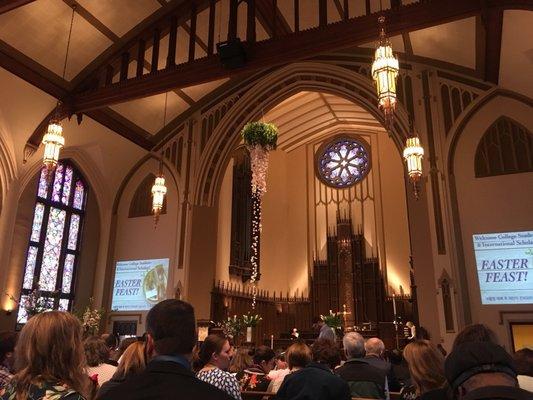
[217,38,246,69]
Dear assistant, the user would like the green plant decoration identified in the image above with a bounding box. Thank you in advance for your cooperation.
[241,122,278,150]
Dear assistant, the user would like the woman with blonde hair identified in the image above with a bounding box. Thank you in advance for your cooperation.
[402,340,448,400]
[96,340,146,400]
[0,311,89,400]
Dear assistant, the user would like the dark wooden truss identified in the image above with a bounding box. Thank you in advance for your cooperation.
[0,0,530,150]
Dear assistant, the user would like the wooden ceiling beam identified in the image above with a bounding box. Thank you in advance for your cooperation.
[0,40,68,99]
[255,0,292,37]
[0,0,36,14]
[482,8,504,84]
[71,0,494,112]
[84,108,154,149]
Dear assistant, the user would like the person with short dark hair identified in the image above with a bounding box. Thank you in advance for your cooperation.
[237,345,276,394]
[452,323,498,350]
[445,341,531,399]
[336,333,387,399]
[84,336,117,386]
[100,333,119,366]
[102,299,233,400]
[0,332,16,390]
[197,335,241,400]
[513,348,533,392]
[276,339,351,400]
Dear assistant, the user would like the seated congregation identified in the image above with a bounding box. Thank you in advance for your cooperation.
[0,300,531,400]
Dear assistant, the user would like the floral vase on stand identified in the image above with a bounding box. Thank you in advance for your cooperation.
[246,326,253,343]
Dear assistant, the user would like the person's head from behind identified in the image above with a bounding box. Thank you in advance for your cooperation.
[198,335,233,371]
[452,323,498,350]
[286,342,312,371]
[14,311,88,397]
[252,346,276,373]
[312,338,341,370]
[0,331,17,372]
[101,333,119,358]
[365,337,385,358]
[84,336,109,367]
[513,348,533,377]
[229,346,253,373]
[445,341,518,399]
[274,350,288,370]
[113,340,146,380]
[312,317,324,330]
[145,299,197,359]
[403,340,446,395]
[343,332,365,359]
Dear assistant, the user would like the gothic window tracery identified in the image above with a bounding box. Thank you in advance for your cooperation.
[18,162,87,324]
[316,136,371,188]
[475,117,533,177]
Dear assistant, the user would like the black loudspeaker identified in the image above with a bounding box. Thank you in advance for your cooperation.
[217,38,246,69]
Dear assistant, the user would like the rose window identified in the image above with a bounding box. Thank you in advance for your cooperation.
[316,137,371,188]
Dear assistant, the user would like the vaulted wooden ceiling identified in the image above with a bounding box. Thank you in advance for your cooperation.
[0,0,531,152]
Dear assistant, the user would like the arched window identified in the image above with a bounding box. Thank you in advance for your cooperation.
[17,161,87,324]
[475,117,533,177]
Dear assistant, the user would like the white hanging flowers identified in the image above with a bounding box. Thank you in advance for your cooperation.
[241,121,278,309]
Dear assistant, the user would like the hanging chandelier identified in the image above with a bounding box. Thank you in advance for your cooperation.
[152,93,169,227]
[371,16,399,125]
[151,171,167,225]
[403,135,424,200]
[42,118,65,171]
[42,5,76,173]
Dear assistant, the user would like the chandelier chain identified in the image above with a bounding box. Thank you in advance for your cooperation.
[61,6,76,81]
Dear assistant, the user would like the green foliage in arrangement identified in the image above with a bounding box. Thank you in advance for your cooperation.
[241,122,278,149]
[320,310,343,330]
[242,313,262,327]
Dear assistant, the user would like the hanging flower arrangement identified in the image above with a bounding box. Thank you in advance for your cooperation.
[241,122,278,309]
[241,122,278,196]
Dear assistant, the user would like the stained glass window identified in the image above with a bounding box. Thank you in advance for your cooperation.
[316,136,371,188]
[17,161,87,325]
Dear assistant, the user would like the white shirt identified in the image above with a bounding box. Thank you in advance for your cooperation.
[87,363,117,386]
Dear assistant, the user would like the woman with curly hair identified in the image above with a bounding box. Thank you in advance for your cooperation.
[1,311,90,400]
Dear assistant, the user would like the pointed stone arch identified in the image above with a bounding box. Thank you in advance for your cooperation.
[193,61,411,207]
[474,116,533,177]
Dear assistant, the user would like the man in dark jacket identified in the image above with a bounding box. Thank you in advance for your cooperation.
[336,332,387,399]
[276,338,351,400]
[100,300,233,400]
[445,341,532,400]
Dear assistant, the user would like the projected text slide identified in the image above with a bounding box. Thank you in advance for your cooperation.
[111,258,169,311]
[473,231,533,305]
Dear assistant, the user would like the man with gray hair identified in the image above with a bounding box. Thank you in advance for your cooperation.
[365,337,391,375]
[335,332,387,399]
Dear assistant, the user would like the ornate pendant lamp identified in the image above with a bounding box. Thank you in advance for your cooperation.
[152,93,169,226]
[403,123,425,200]
[151,165,167,226]
[371,16,399,126]
[42,6,76,173]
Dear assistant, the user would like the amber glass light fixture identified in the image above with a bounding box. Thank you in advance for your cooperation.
[152,92,169,226]
[151,169,167,226]
[42,119,65,171]
[371,16,399,125]
[403,136,424,199]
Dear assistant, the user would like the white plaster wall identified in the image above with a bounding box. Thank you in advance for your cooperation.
[453,95,533,350]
